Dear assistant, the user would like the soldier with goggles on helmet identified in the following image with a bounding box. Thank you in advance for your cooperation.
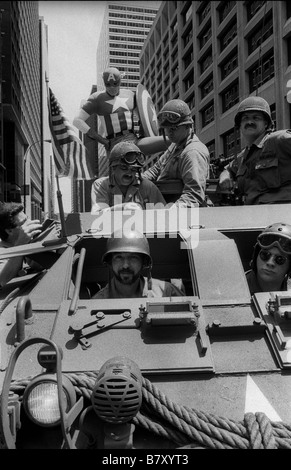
[91,141,166,213]
[142,99,210,208]
[245,222,291,295]
[219,96,291,205]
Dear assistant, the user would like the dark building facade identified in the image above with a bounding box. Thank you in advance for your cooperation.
[140,1,291,171]
[0,1,43,218]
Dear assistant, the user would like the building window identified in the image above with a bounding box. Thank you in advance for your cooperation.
[187,93,195,109]
[183,2,193,25]
[220,50,238,80]
[199,21,212,49]
[171,21,178,36]
[172,79,179,94]
[221,80,239,112]
[270,103,276,130]
[223,128,241,159]
[218,1,236,24]
[246,1,267,22]
[287,37,291,65]
[249,51,274,92]
[200,49,212,74]
[248,13,273,55]
[183,28,193,48]
[220,20,237,51]
[207,140,215,161]
[183,73,194,91]
[183,48,194,70]
[198,1,211,25]
[200,75,213,99]
[201,102,214,127]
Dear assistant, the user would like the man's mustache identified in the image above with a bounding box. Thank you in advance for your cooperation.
[119,269,134,275]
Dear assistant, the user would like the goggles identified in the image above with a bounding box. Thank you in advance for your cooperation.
[257,233,291,255]
[157,111,182,125]
[259,249,288,266]
[120,151,145,166]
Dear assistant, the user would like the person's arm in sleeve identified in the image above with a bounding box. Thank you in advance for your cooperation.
[142,153,165,182]
[0,219,42,287]
[218,157,239,191]
[73,94,110,150]
[174,148,209,207]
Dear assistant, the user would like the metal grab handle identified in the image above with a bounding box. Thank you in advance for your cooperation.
[69,247,86,316]
[15,296,33,344]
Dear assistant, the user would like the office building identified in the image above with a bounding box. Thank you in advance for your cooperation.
[140,1,291,169]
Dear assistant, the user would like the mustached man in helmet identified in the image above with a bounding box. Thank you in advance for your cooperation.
[219,96,291,205]
[245,222,291,295]
[92,229,184,299]
[91,141,166,213]
[142,99,210,207]
[73,67,168,156]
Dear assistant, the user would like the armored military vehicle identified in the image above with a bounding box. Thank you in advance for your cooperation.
[1,204,291,450]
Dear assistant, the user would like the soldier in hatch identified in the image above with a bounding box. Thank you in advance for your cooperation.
[92,229,184,299]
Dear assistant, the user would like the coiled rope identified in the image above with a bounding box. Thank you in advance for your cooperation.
[8,371,291,449]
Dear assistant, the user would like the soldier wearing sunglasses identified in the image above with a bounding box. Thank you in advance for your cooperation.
[246,222,291,295]
[142,99,210,207]
[91,141,166,213]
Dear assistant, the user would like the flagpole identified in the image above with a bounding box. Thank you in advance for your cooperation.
[55,174,68,238]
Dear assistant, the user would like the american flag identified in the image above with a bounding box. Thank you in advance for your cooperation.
[48,88,95,180]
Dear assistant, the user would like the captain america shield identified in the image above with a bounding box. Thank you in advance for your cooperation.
[136,84,159,137]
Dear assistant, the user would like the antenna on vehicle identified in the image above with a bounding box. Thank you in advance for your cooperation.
[55,174,67,238]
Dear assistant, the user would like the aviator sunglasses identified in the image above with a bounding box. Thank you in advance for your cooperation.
[257,233,291,255]
[259,249,288,266]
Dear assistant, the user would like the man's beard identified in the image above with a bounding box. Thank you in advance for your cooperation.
[114,269,141,285]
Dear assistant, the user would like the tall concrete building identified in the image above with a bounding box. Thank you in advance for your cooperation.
[0,1,52,218]
[96,0,161,177]
[140,1,291,170]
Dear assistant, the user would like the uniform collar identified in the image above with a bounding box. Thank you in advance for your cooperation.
[245,131,270,150]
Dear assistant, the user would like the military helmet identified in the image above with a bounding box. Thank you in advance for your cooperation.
[157,99,193,128]
[102,67,121,86]
[109,141,145,167]
[250,223,291,274]
[102,229,152,267]
[234,96,273,129]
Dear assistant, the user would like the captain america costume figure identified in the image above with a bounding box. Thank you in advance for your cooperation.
[73,67,168,156]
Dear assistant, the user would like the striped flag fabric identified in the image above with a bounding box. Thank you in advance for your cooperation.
[48,88,95,180]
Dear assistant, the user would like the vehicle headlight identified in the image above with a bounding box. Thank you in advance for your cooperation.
[23,374,76,427]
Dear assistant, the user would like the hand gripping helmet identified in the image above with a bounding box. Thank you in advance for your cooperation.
[157,99,193,128]
[109,141,145,168]
[250,222,291,274]
[234,96,273,129]
[102,229,152,268]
